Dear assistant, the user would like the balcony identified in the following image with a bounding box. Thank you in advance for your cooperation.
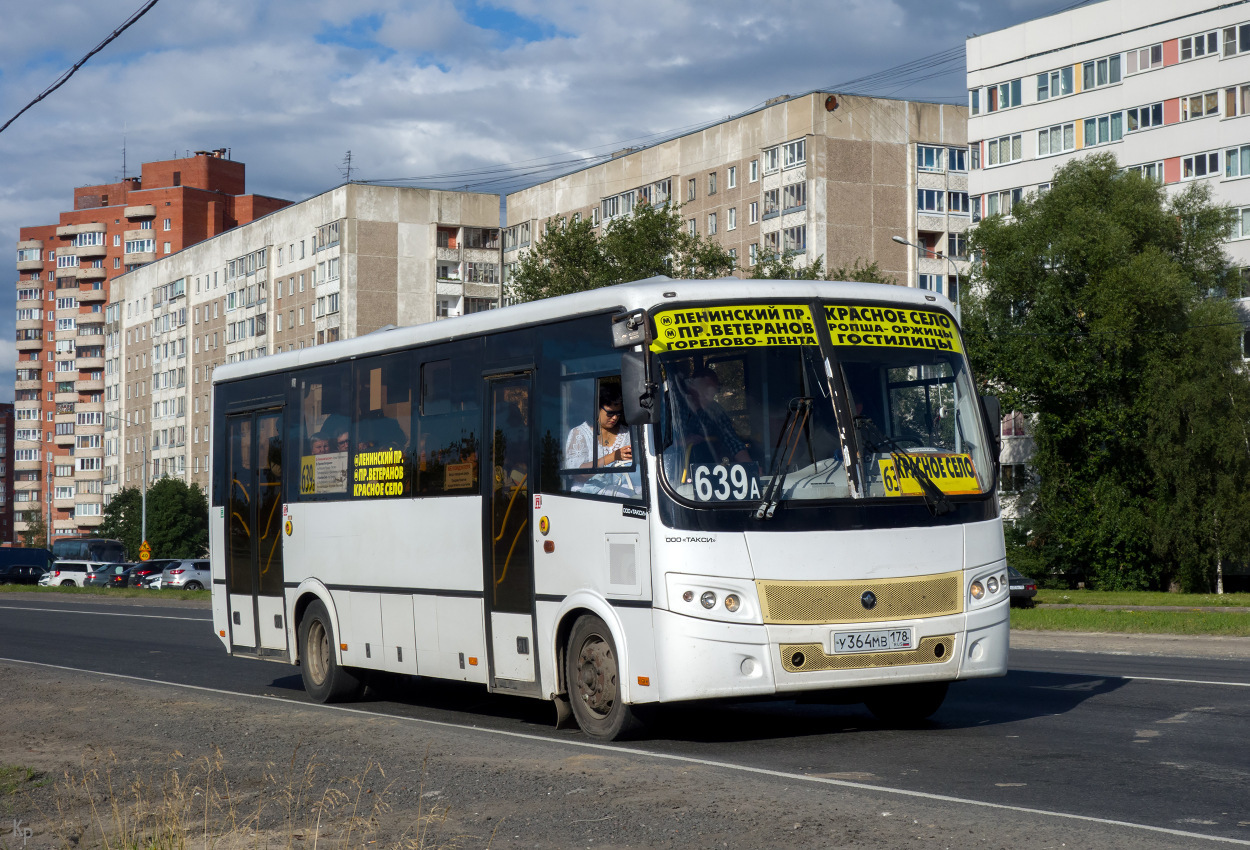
[76,378,104,392]
[13,479,40,491]
[15,457,41,470]
[15,380,41,392]
[17,337,43,352]
[16,259,43,272]
[123,251,156,266]
[71,244,106,259]
[54,412,75,425]
[53,518,79,533]
[17,318,43,331]
[78,287,107,303]
[124,204,156,220]
[53,497,75,511]
[76,513,104,528]
[76,467,103,481]
[56,307,80,322]
[78,356,105,371]
[54,432,74,447]
[54,391,77,403]
[78,267,106,281]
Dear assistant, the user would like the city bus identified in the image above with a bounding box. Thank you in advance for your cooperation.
[52,537,127,563]
[210,277,1008,740]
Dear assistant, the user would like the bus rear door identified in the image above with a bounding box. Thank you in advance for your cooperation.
[225,409,289,657]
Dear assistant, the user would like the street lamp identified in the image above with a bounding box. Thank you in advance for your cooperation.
[892,235,962,311]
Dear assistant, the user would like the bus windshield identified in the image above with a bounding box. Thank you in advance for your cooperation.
[653,300,995,507]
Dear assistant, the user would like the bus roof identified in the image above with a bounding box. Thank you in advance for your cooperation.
[212,277,956,385]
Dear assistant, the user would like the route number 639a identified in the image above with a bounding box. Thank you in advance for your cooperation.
[691,463,761,502]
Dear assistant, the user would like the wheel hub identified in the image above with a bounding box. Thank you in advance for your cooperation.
[575,637,616,717]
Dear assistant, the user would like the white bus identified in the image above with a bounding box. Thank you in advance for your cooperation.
[210,277,1008,740]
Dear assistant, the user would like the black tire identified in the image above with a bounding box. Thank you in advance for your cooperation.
[864,681,949,725]
[565,614,642,741]
[184,581,203,591]
[298,600,364,703]
[60,580,75,587]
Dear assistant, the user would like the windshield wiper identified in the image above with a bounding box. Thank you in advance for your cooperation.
[755,397,813,520]
[854,416,953,517]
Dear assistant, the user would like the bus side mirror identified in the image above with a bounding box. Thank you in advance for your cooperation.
[621,351,655,426]
[979,395,1001,456]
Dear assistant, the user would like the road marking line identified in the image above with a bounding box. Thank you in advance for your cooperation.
[1017,668,1250,689]
[1,657,1248,847]
[0,605,209,623]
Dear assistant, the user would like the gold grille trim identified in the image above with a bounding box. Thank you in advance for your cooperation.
[757,571,962,625]
[780,635,956,672]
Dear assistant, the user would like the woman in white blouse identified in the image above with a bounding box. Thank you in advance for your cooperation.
[564,383,632,471]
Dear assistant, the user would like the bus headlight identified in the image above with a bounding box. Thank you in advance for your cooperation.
[970,580,985,600]
[724,594,741,613]
[700,591,717,609]
[987,576,999,594]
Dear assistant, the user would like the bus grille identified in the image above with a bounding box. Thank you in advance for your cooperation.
[779,635,956,672]
[756,571,963,625]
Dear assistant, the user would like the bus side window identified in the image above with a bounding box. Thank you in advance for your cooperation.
[297,366,352,499]
[350,353,414,499]
[417,347,481,495]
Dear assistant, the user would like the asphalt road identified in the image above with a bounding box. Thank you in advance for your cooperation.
[2,594,1248,847]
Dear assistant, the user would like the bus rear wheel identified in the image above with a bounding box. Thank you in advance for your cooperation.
[565,615,641,741]
[864,681,949,725]
[299,600,363,703]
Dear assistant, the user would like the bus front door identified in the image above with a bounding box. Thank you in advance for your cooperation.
[225,410,289,657]
[483,374,538,691]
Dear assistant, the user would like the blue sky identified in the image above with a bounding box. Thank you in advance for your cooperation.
[0,0,1070,404]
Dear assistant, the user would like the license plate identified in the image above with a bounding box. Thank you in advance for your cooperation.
[832,628,914,654]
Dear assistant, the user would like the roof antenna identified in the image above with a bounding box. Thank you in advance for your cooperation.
[339,150,354,182]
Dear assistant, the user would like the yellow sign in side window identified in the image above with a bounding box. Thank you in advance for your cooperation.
[824,304,963,354]
[878,453,981,496]
[651,305,818,352]
[352,448,407,498]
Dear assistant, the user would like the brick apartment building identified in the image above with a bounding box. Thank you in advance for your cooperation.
[0,403,12,543]
[13,151,288,540]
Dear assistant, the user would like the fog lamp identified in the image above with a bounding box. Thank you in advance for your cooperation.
[700,591,717,609]
[987,577,999,594]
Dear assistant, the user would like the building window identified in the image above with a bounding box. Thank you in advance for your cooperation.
[782,225,806,253]
[1128,43,1163,72]
[917,145,942,171]
[1036,66,1074,101]
[970,88,979,115]
[917,189,945,213]
[1223,23,1250,57]
[1125,161,1164,183]
[1180,30,1219,61]
[163,218,171,231]
[1226,146,1250,179]
[947,233,968,260]
[949,192,970,213]
[727,166,737,188]
[707,213,717,235]
[708,172,717,196]
[999,464,1031,494]
[987,78,1022,112]
[1183,152,1220,180]
[687,218,696,237]
[1037,123,1076,156]
[1081,54,1121,90]
[1182,90,1221,121]
[1229,206,1250,239]
[947,148,967,172]
[986,134,1022,166]
[782,139,805,169]
[1226,85,1250,118]
[1083,112,1124,146]
[762,146,780,175]
[1127,102,1164,131]
[749,160,759,182]
[727,207,737,230]
[749,202,759,224]
[687,178,696,201]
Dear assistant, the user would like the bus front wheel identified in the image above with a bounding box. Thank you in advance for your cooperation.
[864,681,949,725]
[299,600,363,703]
[565,615,641,741]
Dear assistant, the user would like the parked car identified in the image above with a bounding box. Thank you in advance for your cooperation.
[1009,566,1038,608]
[161,559,210,591]
[128,561,170,587]
[43,561,102,588]
[0,563,49,585]
[0,547,53,576]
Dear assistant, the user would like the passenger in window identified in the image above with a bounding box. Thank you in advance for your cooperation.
[357,414,407,454]
[312,415,349,455]
[564,383,632,470]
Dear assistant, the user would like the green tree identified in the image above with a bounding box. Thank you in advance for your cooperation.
[101,480,210,560]
[20,511,47,549]
[747,251,895,284]
[508,201,737,303]
[963,153,1250,591]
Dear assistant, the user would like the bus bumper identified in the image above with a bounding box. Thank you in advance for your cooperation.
[649,600,1008,703]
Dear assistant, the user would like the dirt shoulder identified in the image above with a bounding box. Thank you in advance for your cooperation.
[1010,628,1250,660]
[0,661,1201,850]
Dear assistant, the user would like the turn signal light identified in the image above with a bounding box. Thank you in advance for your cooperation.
[970,580,985,600]
[724,594,741,613]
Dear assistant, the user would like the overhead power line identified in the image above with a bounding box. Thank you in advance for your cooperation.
[0,0,162,137]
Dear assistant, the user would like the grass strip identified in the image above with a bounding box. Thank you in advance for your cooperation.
[1035,589,1250,607]
[0,585,208,599]
[1012,606,1250,636]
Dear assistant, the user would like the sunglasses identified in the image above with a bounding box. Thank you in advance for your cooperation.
[601,406,623,418]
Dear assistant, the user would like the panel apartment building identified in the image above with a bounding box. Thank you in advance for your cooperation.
[967,0,1250,270]
[505,92,972,301]
[13,151,288,541]
[967,0,1250,495]
[106,183,502,497]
